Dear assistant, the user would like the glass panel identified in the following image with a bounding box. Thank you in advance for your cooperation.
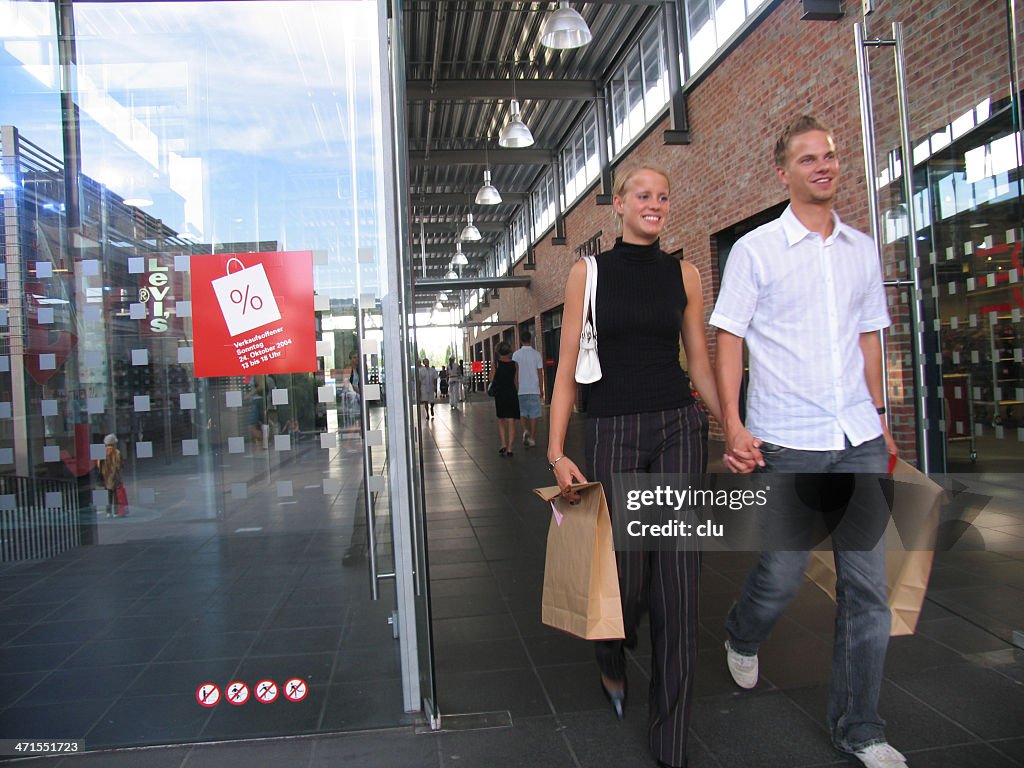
[685,0,715,72]
[642,21,667,121]
[0,0,416,749]
[864,3,1022,472]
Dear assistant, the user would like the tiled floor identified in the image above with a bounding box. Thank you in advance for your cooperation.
[3,398,1024,766]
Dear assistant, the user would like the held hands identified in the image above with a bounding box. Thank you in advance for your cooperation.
[723,425,764,474]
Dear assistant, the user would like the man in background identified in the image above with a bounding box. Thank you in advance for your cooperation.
[512,330,544,447]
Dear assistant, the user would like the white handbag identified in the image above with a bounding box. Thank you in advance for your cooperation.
[574,255,602,384]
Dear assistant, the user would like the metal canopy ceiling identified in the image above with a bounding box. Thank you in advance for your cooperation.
[403,0,658,307]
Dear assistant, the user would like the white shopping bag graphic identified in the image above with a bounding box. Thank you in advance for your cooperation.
[211,257,282,336]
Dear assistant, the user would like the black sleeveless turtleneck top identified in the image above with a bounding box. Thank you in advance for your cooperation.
[585,238,694,417]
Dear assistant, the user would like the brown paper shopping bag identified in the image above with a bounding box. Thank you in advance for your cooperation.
[533,482,625,640]
[806,458,942,636]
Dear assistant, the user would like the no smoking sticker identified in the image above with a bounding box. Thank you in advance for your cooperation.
[283,678,308,702]
[226,681,250,706]
[255,679,279,704]
[196,683,220,707]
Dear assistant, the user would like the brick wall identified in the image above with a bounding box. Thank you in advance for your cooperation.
[468,0,1016,457]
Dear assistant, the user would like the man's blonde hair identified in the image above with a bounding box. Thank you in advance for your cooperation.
[774,115,833,167]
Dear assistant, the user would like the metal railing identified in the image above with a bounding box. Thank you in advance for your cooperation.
[0,475,81,562]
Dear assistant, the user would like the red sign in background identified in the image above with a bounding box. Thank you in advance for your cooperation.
[190,251,316,377]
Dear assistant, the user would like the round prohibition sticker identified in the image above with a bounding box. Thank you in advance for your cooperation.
[255,679,279,704]
[283,678,308,702]
[196,683,220,707]
[225,681,250,706]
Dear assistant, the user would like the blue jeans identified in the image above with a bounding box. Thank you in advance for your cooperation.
[724,436,891,753]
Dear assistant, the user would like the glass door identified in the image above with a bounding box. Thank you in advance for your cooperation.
[0,0,432,750]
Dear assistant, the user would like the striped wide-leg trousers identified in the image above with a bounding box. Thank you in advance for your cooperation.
[585,404,708,768]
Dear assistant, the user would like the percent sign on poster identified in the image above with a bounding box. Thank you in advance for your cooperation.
[211,257,282,336]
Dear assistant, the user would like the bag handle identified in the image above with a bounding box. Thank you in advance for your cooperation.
[580,255,597,340]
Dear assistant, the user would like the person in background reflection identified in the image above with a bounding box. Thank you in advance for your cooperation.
[97,433,122,518]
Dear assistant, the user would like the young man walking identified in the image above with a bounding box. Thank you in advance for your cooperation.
[710,115,904,768]
[512,330,544,447]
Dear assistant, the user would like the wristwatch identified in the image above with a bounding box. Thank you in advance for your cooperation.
[876,406,886,415]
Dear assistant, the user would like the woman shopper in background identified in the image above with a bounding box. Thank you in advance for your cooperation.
[97,433,123,518]
[489,341,520,455]
[546,164,723,768]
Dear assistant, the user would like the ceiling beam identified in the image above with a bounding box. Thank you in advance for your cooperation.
[414,276,531,291]
[407,79,597,101]
[414,222,507,233]
[410,192,528,205]
[409,149,551,166]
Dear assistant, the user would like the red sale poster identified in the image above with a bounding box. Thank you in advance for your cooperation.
[190,251,316,378]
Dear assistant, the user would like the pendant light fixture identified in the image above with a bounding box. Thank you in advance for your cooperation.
[452,242,469,267]
[499,72,533,148]
[540,2,592,50]
[445,268,459,280]
[476,169,502,205]
[460,212,482,241]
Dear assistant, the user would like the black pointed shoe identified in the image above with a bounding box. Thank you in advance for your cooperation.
[600,679,626,720]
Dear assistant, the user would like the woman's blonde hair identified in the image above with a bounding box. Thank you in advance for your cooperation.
[612,163,671,235]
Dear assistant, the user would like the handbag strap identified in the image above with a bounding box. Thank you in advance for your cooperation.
[581,255,597,335]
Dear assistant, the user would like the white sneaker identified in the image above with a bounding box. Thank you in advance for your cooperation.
[852,743,907,768]
[724,640,758,689]
[525,436,535,447]
[522,431,529,445]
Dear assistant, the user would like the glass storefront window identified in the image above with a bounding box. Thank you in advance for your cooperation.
[1,0,423,750]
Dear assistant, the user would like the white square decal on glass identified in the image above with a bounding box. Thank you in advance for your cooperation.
[87,397,104,414]
[92,490,107,509]
[323,479,341,495]
[359,292,376,308]
[271,388,288,406]
[177,347,194,364]
[175,255,191,272]
[368,475,386,493]
[320,433,336,449]
[37,307,54,324]
[176,301,192,318]
[136,441,153,458]
[134,395,151,412]
[128,257,145,274]
[227,436,245,454]
[0,264,5,280]
[132,349,148,366]
[40,354,56,370]
[85,305,101,322]
[82,259,100,276]
[362,338,380,355]
[44,491,61,509]
[364,384,381,401]
[276,481,293,498]
[139,487,156,504]
[36,261,53,278]
[0,448,12,464]
[90,443,105,460]
[231,483,248,500]
[0,403,11,419]
[313,249,328,265]
[0,309,7,326]
[85,353,103,371]
[226,390,243,408]
[129,303,146,320]
[316,340,332,357]
[182,439,199,456]
[41,399,58,416]
[358,246,374,263]
[43,445,60,462]
[318,385,335,403]
[314,294,330,312]
[0,356,7,372]
[0,494,14,512]
[180,393,196,410]
[274,435,291,451]
[366,429,384,446]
